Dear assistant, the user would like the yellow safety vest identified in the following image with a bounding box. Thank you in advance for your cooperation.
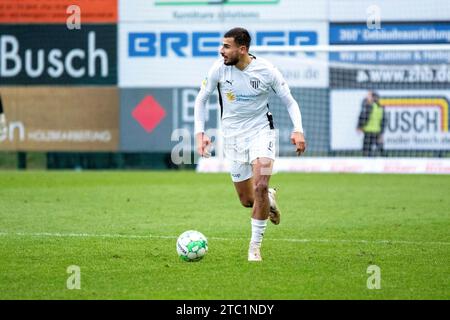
[363,102,383,133]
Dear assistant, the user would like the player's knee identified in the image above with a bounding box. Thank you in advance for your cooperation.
[241,199,253,208]
[253,180,268,196]
[238,194,253,208]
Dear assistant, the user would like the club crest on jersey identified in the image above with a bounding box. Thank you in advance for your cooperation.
[250,79,260,89]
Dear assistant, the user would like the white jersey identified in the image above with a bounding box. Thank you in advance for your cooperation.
[194,55,303,139]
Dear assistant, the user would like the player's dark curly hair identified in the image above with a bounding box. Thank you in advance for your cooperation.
[224,27,251,50]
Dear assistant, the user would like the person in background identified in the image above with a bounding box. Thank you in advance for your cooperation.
[357,91,386,157]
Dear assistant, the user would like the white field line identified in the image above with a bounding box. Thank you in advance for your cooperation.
[0,231,449,246]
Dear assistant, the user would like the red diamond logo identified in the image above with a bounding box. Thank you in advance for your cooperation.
[132,96,166,133]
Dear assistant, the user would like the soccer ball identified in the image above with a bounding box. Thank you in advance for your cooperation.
[176,230,208,262]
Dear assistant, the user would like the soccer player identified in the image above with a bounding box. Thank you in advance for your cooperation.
[194,27,306,261]
[0,94,6,136]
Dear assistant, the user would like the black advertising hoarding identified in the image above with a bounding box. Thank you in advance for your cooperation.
[0,24,117,85]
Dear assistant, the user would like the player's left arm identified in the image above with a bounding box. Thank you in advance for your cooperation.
[271,68,306,156]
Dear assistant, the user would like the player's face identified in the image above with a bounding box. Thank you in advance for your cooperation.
[220,37,244,66]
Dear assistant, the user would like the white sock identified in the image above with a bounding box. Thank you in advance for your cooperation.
[250,218,268,247]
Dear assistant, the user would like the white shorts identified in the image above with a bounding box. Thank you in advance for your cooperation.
[225,129,277,182]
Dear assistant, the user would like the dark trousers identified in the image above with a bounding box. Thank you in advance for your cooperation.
[363,133,385,157]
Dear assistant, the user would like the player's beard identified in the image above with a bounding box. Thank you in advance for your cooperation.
[223,55,239,66]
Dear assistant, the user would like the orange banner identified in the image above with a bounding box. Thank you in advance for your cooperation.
[0,0,117,23]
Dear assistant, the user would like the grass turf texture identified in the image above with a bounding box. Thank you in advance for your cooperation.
[0,171,449,299]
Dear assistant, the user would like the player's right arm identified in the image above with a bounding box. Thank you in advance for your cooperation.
[194,60,221,157]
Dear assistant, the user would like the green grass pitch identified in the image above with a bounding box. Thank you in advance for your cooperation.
[0,171,449,299]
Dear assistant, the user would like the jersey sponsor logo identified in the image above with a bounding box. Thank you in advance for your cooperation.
[224,91,258,103]
[128,31,318,58]
[225,91,236,102]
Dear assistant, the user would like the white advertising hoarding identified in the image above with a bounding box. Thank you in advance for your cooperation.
[198,157,450,174]
[119,22,328,88]
[331,90,450,150]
